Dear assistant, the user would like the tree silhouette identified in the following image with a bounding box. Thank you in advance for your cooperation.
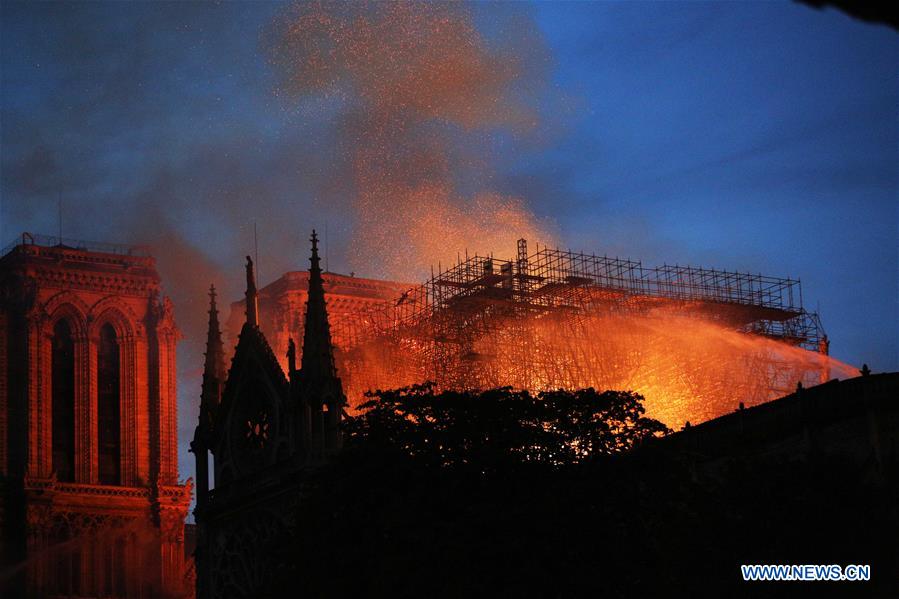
[345,383,670,471]
[266,386,898,598]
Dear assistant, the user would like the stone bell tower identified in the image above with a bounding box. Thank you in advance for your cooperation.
[0,233,192,598]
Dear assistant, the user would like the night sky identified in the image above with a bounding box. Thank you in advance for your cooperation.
[2,2,896,486]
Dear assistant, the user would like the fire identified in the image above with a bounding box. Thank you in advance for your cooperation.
[324,241,856,429]
[264,3,854,429]
[337,310,855,429]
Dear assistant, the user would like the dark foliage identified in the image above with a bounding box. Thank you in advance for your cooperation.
[270,387,898,598]
[345,383,670,471]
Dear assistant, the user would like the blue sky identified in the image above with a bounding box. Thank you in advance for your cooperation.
[1,2,896,483]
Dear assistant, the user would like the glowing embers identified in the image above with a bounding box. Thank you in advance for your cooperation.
[267,2,557,282]
[337,310,856,430]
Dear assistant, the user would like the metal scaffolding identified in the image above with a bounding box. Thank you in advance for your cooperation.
[332,240,832,424]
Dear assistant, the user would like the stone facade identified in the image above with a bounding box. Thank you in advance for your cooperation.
[225,269,411,374]
[193,232,346,598]
[0,236,192,597]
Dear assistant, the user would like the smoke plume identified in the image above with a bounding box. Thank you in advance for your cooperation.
[266,1,557,280]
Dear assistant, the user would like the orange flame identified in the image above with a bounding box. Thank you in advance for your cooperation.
[337,310,855,429]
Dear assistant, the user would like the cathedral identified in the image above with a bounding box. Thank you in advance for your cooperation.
[223,264,409,377]
[0,234,192,597]
[191,231,346,598]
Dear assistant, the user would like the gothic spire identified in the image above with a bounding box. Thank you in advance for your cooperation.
[204,284,226,383]
[245,255,258,327]
[199,284,226,429]
[300,230,337,380]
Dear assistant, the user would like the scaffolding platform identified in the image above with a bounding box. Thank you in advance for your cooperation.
[331,239,834,425]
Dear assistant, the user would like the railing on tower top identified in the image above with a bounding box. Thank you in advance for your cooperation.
[0,232,152,259]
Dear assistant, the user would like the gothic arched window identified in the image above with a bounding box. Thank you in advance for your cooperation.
[98,323,121,485]
[51,319,75,482]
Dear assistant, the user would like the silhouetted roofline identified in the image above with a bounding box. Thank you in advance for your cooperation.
[1,232,152,259]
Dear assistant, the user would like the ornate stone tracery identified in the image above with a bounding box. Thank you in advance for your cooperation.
[1,238,192,598]
[210,510,287,598]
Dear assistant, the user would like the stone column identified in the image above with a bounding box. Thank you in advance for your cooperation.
[159,329,179,484]
[87,327,100,484]
[74,330,92,483]
[120,332,139,486]
[149,296,180,486]
[158,501,189,597]
[132,330,151,485]
[26,311,49,478]
[25,503,51,595]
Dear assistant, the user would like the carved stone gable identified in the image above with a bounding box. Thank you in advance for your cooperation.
[213,323,289,485]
